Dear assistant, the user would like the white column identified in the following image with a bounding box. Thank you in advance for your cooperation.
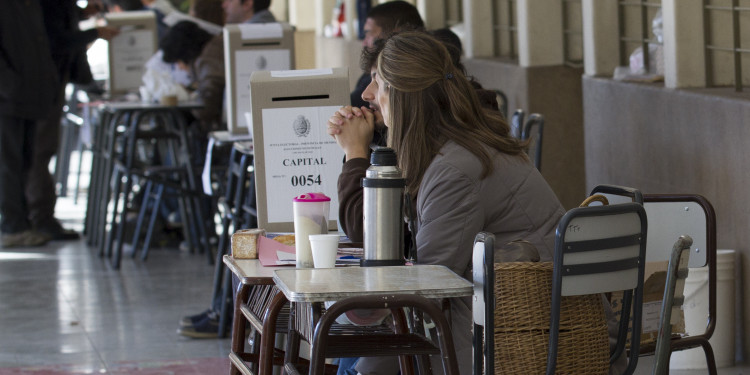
[662,0,706,88]
[269,0,288,22]
[581,0,618,76]
[311,0,337,36]
[462,0,493,58]
[416,0,445,30]
[517,0,564,66]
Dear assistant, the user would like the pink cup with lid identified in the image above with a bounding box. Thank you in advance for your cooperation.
[293,193,331,268]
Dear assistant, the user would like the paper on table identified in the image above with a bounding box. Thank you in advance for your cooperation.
[258,236,295,266]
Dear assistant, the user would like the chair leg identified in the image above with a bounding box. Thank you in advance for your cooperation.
[103,168,123,259]
[111,175,133,269]
[130,181,153,258]
[218,267,233,338]
[211,214,232,305]
[141,183,164,261]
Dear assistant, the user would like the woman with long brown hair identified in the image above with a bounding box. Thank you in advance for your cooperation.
[330,31,564,374]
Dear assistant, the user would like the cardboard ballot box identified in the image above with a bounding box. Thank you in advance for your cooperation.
[105,11,158,96]
[250,68,349,232]
[224,22,295,135]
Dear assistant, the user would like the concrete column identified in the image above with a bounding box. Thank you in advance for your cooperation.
[290,0,317,31]
[463,0,493,58]
[269,0,288,22]
[582,0,619,76]
[417,0,445,30]
[662,0,706,88]
[517,0,564,66]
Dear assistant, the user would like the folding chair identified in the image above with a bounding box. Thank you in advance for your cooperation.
[587,188,718,374]
[653,235,693,375]
[520,113,544,171]
[472,201,648,375]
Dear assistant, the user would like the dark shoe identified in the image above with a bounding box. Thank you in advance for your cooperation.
[2,230,50,247]
[35,219,80,241]
[177,314,220,339]
[180,309,215,327]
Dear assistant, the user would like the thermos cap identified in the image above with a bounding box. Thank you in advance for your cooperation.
[293,192,331,202]
[370,147,398,166]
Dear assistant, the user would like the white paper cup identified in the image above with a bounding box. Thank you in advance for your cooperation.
[309,234,339,268]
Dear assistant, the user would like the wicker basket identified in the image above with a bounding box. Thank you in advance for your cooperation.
[493,262,610,374]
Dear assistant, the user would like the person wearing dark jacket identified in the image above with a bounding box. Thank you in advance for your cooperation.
[0,0,59,247]
[28,0,118,240]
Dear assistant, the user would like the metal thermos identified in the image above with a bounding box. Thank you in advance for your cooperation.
[361,147,405,266]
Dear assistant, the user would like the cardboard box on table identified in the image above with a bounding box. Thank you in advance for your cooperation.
[224,22,295,135]
[249,68,349,233]
[104,11,158,96]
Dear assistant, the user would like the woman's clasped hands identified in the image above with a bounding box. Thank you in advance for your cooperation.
[327,105,375,161]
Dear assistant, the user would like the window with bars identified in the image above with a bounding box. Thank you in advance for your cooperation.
[491,0,518,59]
[562,0,584,67]
[444,0,463,27]
[704,0,749,92]
[617,0,663,73]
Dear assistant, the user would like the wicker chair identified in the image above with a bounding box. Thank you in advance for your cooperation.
[472,202,648,375]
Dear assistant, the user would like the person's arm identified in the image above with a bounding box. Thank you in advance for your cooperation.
[328,106,374,241]
[415,164,483,277]
[192,38,225,131]
[337,158,369,242]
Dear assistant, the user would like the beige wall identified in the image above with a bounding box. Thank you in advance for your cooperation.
[583,76,749,361]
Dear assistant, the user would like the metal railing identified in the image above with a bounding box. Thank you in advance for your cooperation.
[703,0,749,92]
[617,0,662,71]
[491,0,518,59]
[562,0,584,67]
[444,0,463,27]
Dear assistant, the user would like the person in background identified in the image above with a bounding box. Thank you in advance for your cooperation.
[176,0,276,339]
[332,30,500,244]
[350,1,424,109]
[0,0,59,247]
[159,21,224,133]
[329,31,565,374]
[26,0,118,241]
[223,0,276,24]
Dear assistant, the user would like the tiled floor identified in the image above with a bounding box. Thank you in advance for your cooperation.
[0,193,231,374]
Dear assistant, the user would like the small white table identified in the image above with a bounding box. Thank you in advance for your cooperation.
[273,265,472,375]
[273,265,472,302]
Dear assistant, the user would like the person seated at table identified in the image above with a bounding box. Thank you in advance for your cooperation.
[332,31,500,245]
[160,20,225,133]
[327,31,565,374]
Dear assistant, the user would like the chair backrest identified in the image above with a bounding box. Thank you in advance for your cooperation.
[510,108,524,139]
[548,202,647,375]
[494,89,509,119]
[471,232,495,375]
[585,189,718,371]
[590,184,644,205]
[653,235,693,375]
[521,113,544,171]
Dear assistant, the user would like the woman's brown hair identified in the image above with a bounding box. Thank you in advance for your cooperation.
[376,31,527,195]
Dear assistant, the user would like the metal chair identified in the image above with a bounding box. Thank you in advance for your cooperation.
[472,201,648,375]
[653,235,693,375]
[510,109,524,139]
[587,188,719,374]
[494,89,508,119]
[509,109,544,170]
[521,113,544,171]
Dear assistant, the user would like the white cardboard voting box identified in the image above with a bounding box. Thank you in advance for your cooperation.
[224,22,295,135]
[105,11,158,96]
[250,68,349,233]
